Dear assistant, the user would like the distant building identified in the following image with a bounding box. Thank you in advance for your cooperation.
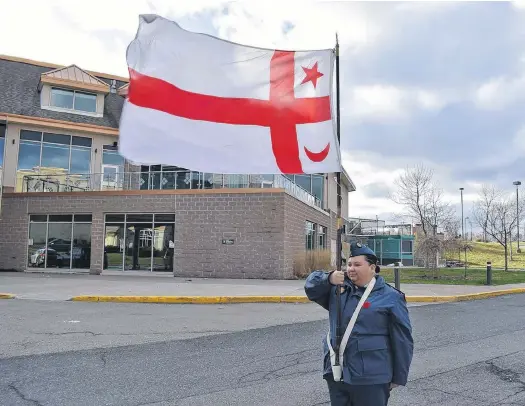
[0,55,356,278]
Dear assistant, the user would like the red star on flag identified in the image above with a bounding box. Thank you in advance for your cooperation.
[301,62,324,88]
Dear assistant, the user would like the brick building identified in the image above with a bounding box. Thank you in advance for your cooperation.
[0,55,355,279]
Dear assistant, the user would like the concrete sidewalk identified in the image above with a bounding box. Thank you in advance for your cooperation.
[1,271,525,303]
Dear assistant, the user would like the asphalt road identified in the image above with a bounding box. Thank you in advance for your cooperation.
[1,295,525,405]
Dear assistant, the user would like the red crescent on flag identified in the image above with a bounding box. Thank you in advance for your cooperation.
[304,143,330,162]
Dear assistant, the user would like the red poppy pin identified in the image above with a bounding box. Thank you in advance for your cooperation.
[363,301,371,309]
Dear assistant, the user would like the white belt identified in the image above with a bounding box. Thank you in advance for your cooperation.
[327,277,376,382]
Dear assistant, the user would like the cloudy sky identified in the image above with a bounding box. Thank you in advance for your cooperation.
[2,0,525,224]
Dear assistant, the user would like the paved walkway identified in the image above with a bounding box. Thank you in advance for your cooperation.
[1,271,525,302]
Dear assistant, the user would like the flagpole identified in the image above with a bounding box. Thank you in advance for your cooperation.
[334,32,344,372]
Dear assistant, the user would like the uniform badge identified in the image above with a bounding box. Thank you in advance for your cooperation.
[356,242,362,248]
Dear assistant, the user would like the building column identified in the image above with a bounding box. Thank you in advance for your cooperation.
[89,212,104,274]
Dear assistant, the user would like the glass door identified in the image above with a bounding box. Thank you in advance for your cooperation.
[102,165,120,190]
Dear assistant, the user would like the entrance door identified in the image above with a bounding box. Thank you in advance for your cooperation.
[102,165,120,190]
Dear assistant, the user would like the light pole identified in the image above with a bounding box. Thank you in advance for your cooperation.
[460,187,466,276]
[460,188,464,239]
[513,181,521,253]
[465,216,472,241]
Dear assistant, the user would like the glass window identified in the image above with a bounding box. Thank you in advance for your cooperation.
[154,214,175,222]
[49,215,73,222]
[105,214,125,222]
[312,175,324,205]
[126,214,153,223]
[305,221,316,250]
[18,141,41,170]
[318,225,327,249]
[70,147,91,174]
[20,130,42,142]
[28,222,47,269]
[27,214,93,270]
[43,133,70,145]
[402,240,413,253]
[295,175,311,193]
[74,92,97,113]
[41,143,69,170]
[72,223,91,269]
[47,222,73,268]
[72,136,92,147]
[74,214,92,222]
[51,88,74,109]
[103,149,124,166]
[50,88,97,113]
[0,137,4,168]
[17,130,92,174]
[104,224,125,270]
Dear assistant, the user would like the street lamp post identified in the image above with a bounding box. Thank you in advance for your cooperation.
[460,188,464,239]
[465,216,472,241]
[460,187,466,276]
[513,181,521,253]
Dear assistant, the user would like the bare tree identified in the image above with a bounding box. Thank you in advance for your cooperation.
[390,164,457,270]
[472,185,502,242]
[473,187,525,270]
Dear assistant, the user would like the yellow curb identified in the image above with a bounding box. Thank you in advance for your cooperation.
[70,295,311,304]
[406,288,525,303]
[0,293,15,299]
[69,289,525,304]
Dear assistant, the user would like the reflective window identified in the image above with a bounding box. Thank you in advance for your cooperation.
[70,148,91,173]
[102,147,124,167]
[50,88,97,113]
[17,129,92,174]
[104,213,175,272]
[51,88,74,109]
[305,221,316,250]
[74,92,97,113]
[312,175,324,206]
[18,142,41,170]
[0,130,4,168]
[295,175,311,192]
[41,143,69,170]
[27,214,92,270]
[318,225,327,249]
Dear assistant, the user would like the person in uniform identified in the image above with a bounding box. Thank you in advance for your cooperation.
[304,242,414,406]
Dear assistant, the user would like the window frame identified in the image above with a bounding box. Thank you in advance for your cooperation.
[17,129,92,174]
[49,87,98,115]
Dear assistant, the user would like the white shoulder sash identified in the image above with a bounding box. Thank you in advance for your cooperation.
[326,276,376,382]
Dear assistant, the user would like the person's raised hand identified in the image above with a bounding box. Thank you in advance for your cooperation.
[329,270,345,285]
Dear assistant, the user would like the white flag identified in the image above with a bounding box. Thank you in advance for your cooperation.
[119,14,341,175]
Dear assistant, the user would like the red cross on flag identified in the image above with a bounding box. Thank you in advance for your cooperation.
[119,15,341,175]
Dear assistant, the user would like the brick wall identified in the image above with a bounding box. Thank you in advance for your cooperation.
[283,194,332,277]
[0,189,293,279]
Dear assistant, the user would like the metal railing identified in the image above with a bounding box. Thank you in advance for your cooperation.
[20,171,322,208]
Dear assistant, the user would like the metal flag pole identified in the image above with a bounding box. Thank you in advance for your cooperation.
[0,119,7,220]
[334,32,343,371]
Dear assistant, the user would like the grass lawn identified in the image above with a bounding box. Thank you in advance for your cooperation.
[379,267,525,286]
[445,241,525,270]
[375,241,525,285]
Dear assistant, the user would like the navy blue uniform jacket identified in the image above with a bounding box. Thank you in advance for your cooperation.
[305,271,414,386]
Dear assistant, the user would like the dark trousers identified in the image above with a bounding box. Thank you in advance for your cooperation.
[326,377,390,406]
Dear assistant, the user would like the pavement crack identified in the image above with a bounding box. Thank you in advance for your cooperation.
[237,349,318,385]
[8,383,44,406]
[100,351,108,367]
[486,361,525,404]
[408,350,524,384]
[34,331,103,337]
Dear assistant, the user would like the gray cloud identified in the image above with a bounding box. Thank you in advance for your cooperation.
[360,182,393,199]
